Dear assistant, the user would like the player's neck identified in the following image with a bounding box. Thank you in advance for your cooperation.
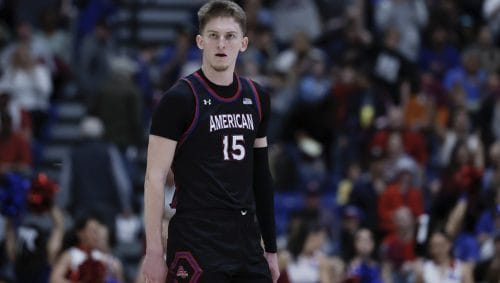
[201,65,234,86]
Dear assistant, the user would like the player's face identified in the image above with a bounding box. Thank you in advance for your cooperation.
[196,16,248,72]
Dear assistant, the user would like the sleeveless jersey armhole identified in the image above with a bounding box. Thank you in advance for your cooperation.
[244,78,263,122]
[178,78,200,147]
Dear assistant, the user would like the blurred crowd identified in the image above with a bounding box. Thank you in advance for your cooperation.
[1,0,500,282]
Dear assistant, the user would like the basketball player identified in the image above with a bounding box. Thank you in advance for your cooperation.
[141,1,279,282]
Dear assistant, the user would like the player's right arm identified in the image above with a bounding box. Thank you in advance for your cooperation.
[142,81,194,283]
[142,135,177,283]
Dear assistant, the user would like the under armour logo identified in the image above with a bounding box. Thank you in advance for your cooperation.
[203,99,212,105]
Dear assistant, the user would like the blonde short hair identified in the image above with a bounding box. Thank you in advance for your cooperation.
[197,0,247,34]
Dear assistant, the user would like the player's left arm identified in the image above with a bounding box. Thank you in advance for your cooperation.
[252,84,279,282]
[253,84,276,252]
[253,136,276,254]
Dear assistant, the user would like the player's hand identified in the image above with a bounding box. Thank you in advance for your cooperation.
[142,251,167,283]
[264,252,280,283]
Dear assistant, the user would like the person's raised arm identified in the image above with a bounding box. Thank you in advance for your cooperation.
[5,219,16,263]
[142,135,177,283]
[49,251,71,283]
[445,196,468,239]
[47,206,65,265]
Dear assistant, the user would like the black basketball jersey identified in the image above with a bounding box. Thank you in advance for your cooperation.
[170,71,263,212]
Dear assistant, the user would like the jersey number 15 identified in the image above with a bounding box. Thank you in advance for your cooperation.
[222,135,245,161]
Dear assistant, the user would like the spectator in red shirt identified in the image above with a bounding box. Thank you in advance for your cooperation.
[433,141,483,236]
[378,162,424,235]
[0,89,32,141]
[370,106,428,166]
[380,206,418,283]
[0,112,31,174]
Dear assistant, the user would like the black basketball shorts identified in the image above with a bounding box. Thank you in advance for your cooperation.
[165,209,272,283]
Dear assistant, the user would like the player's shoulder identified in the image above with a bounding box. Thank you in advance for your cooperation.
[163,78,192,98]
[157,78,195,106]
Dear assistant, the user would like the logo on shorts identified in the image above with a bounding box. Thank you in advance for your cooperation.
[170,251,202,282]
[243,98,253,105]
[176,265,189,279]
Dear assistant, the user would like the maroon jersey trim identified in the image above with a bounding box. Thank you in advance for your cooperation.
[178,78,200,147]
[245,78,262,122]
[193,71,242,102]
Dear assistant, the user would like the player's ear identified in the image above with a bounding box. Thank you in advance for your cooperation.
[196,34,204,50]
[240,36,248,52]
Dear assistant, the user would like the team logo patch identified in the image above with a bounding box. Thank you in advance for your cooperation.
[243,98,253,105]
[176,265,189,279]
[203,99,212,105]
[169,251,202,283]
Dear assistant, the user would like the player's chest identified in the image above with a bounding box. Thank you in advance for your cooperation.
[198,98,260,136]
